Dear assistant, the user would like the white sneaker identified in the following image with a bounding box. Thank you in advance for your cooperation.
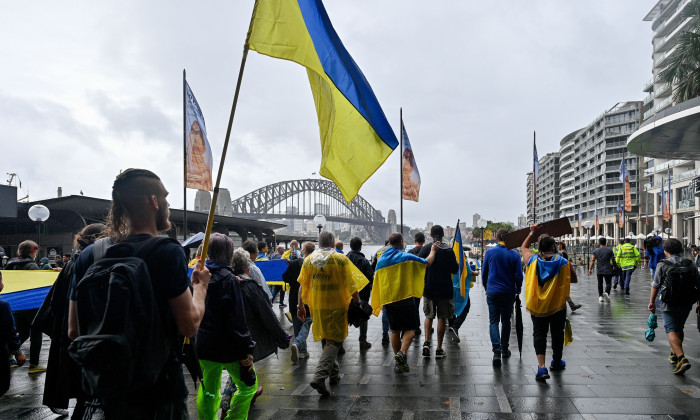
[290,343,299,363]
[602,292,610,303]
[599,296,604,303]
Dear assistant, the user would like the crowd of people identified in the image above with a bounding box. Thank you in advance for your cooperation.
[1,169,699,419]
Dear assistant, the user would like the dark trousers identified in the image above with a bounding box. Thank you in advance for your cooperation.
[486,293,515,353]
[13,309,42,365]
[531,308,567,361]
[450,298,471,332]
[0,349,9,397]
[359,320,368,342]
[104,397,188,420]
[271,286,285,304]
[622,269,633,290]
[597,274,612,296]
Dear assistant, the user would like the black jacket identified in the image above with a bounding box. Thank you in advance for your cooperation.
[346,250,374,301]
[5,258,39,270]
[418,242,459,300]
[282,258,305,315]
[239,277,289,362]
[196,264,255,363]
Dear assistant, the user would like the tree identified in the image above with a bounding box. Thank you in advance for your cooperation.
[660,0,700,103]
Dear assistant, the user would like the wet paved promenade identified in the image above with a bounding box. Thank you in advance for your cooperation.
[2,266,699,419]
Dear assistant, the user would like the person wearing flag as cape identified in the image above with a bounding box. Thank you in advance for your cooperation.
[521,225,578,382]
[297,231,368,396]
[371,233,436,373]
[448,224,476,343]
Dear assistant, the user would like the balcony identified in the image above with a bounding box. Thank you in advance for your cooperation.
[653,44,678,68]
[653,0,692,35]
[644,159,694,176]
[656,82,672,98]
[655,96,673,113]
[654,16,692,53]
[643,92,654,105]
[646,168,700,188]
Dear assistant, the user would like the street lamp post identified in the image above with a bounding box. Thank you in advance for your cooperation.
[313,214,326,240]
[28,204,50,257]
[583,221,593,266]
[477,219,487,267]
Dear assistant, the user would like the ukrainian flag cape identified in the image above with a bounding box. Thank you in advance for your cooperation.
[298,249,368,342]
[370,247,427,316]
[0,270,58,311]
[524,254,571,317]
[452,227,471,317]
[248,0,399,202]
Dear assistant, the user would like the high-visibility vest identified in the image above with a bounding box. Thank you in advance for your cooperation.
[615,243,640,271]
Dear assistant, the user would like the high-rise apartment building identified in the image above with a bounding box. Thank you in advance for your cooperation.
[637,0,700,241]
[472,213,481,227]
[560,102,643,237]
[534,152,560,223]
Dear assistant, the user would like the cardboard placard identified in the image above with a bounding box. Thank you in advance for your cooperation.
[502,218,573,250]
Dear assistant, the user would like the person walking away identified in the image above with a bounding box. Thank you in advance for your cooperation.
[408,232,425,337]
[346,237,375,350]
[646,234,666,279]
[371,240,392,345]
[195,234,258,420]
[6,240,46,374]
[616,238,641,295]
[284,241,315,363]
[588,237,616,304]
[270,245,284,260]
[612,239,624,288]
[558,242,582,311]
[372,233,435,372]
[449,258,479,342]
[648,238,700,375]
[241,240,272,299]
[38,223,105,418]
[67,168,211,418]
[418,225,459,359]
[522,227,577,381]
[482,229,523,367]
[1,271,27,397]
[297,231,368,396]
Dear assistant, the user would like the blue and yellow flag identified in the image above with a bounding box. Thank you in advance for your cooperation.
[248,0,399,202]
[0,270,58,311]
[370,247,427,316]
[452,225,471,316]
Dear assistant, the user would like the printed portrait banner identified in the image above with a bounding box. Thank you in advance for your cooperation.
[185,82,214,191]
[401,120,421,202]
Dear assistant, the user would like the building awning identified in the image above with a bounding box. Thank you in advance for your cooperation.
[627,96,700,159]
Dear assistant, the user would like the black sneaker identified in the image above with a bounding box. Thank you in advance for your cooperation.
[613,282,618,289]
[448,327,460,343]
[382,335,390,346]
[625,288,630,295]
[501,349,512,358]
[435,349,446,359]
[337,345,346,355]
[310,380,330,396]
[492,353,501,367]
[422,341,430,357]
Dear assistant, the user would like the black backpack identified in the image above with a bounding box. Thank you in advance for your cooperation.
[68,237,175,398]
[660,259,700,306]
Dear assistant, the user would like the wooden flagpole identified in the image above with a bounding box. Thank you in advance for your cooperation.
[199,1,258,264]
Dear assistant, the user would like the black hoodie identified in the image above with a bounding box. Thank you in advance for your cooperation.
[5,258,39,270]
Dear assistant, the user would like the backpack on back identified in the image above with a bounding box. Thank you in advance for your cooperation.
[68,237,175,398]
[660,259,700,306]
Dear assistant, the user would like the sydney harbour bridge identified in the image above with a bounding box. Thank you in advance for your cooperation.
[195,178,401,243]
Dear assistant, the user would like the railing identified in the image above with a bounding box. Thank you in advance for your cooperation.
[656,82,671,97]
[645,168,700,188]
[643,92,654,105]
[644,159,693,176]
[655,96,673,112]
[654,44,678,67]
[644,108,656,120]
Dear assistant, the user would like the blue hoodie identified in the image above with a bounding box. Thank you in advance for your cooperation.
[482,244,523,294]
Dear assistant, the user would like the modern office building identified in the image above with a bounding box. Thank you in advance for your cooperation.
[632,0,700,242]
[525,173,534,224]
[472,213,481,227]
[559,102,643,237]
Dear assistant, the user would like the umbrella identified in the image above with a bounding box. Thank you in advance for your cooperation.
[514,295,523,358]
[181,232,205,248]
[181,336,203,388]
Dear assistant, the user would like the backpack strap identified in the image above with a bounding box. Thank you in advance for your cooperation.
[92,237,113,262]
[136,236,180,261]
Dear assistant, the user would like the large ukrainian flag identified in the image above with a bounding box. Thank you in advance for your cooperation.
[248,0,399,201]
[370,247,427,316]
[452,226,471,316]
[0,271,57,311]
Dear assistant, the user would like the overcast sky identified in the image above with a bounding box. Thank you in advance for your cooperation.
[1,0,657,229]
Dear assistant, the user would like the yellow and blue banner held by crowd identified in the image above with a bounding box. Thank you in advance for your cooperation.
[452,226,471,317]
[370,247,427,316]
[247,0,399,202]
[1,270,58,311]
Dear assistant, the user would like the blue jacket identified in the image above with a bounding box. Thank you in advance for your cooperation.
[482,244,523,294]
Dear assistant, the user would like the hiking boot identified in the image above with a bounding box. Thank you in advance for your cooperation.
[28,364,47,374]
[674,356,691,375]
[550,359,566,371]
[435,349,446,359]
[492,353,501,367]
[501,349,512,358]
[602,292,610,303]
[535,367,550,381]
[669,353,678,364]
[291,344,299,363]
[568,300,582,311]
[359,341,372,350]
[382,335,390,346]
[310,380,330,396]
[422,341,431,357]
[449,327,460,343]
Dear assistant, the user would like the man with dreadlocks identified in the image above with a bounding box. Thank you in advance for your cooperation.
[68,168,211,418]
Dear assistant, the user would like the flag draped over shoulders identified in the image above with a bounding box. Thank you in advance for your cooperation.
[297,249,368,342]
[452,226,470,316]
[247,0,399,202]
[370,247,427,316]
[524,254,571,317]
